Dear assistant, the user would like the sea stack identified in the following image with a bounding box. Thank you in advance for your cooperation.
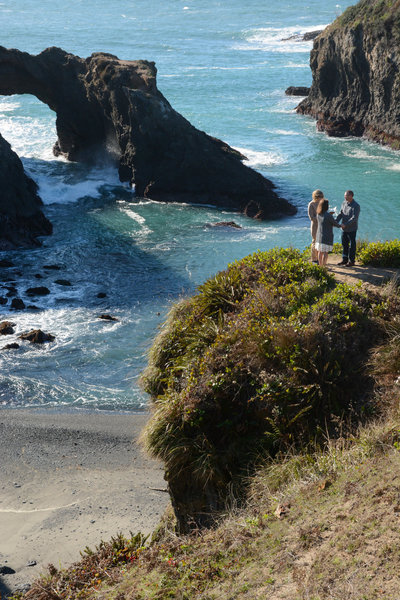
[0,133,52,249]
[297,0,400,149]
[0,46,296,219]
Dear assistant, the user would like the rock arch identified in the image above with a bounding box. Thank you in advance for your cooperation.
[0,46,296,219]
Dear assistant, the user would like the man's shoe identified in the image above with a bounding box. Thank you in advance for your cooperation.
[344,261,355,267]
[337,260,348,266]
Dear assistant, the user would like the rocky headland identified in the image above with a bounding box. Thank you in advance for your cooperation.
[0,46,296,223]
[297,0,400,148]
[0,133,52,249]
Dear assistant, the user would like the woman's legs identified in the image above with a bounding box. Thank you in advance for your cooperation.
[318,251,328,266]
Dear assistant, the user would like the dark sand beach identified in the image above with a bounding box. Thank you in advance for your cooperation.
[0,410,168,597]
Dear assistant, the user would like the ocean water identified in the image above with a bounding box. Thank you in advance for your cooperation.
[1,0,399,411]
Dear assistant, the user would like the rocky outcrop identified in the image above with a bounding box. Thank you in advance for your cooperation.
[0,46,296,219]
[285,86,310,96]
[297,0,400,148]
[0,133,52,249]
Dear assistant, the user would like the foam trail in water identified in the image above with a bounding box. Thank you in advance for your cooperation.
[235,24,328,54]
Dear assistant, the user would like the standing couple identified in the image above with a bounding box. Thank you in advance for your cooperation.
[308,189,360,267]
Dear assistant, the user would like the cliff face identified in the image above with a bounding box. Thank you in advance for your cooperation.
[0,46,296,219]
[297,0,400,148]
[0,133,52,249]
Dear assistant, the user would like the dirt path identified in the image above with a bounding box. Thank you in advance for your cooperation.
[325,254,400,290]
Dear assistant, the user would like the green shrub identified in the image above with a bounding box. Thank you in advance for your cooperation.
[141,248,389,531]
[358,239,400,267]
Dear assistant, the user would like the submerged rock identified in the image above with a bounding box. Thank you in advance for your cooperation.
[25,286,50,296]
[0,133,52,249]
[0,259,15,267]
[11,298,25,310]
[285,86,310,96]
[54,279,72,286]
[2,342,20,350]
[98,314,119,322]
[211,221,242,229]
[19,329,55,343]
[0,46,296,219]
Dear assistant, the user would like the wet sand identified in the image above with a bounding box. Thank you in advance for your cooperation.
[0,409,168,597]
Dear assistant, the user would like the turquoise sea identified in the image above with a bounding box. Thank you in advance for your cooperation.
[1,0,399,410]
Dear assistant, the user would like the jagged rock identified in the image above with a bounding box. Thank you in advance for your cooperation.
[211,221,242,229]
[282,30,322,42]
[25,286,50,296]
[19,329,55,343]
[2,342,20,350]
[98,314,119,321]
[0,133,52,249]
[0,297,7,305]
[11,298,25,310]
[0,321,15,335]
[303,30,323,41]
[285,86,310,96]
[0,46,296,219]
[54,279,71,286]
[97,292,107,298]
[297,0,400,148]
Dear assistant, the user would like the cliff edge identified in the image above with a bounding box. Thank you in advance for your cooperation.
[297,0,400,148]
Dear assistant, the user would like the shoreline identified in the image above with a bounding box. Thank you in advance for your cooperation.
[0,409,168,598]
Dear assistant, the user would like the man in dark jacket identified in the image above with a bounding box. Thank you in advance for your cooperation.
[336,190,360,267]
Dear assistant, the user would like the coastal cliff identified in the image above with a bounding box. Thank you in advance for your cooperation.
[0,46,296,219]
[297,0,400,148]
[0,133,52,249]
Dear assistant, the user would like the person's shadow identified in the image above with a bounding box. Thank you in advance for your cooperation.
[0,576,13,599]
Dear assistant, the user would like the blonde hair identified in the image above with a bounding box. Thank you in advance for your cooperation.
[312,189,324,201]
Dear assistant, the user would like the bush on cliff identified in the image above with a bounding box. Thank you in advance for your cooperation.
[141,248,392,531]
[358,238,400,267]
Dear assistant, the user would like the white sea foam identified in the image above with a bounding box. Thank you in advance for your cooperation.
[119,207,152,235]
[386,163,400,172]
[234,24,328,54]
[29,164,122,205]
[235,146,286,168]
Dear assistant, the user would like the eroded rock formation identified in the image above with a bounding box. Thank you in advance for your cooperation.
[0,133,52,249]
[297,0,400,148]
[0,46,296,219]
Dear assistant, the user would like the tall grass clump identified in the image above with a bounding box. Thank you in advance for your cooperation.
[141,248,393,532]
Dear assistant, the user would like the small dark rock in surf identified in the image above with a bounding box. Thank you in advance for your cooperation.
[0,321,16,335]
[11,298,25,310]
[98,314,119,322]
[26,286,50,296]
[97,292,107,298]
[0,297,7,305]
[43,264,62,270]
[211,221,242,229]
[34,273,43,279]
[19,329,55,343]
[54,279,72,286]
[2,342,20,349]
